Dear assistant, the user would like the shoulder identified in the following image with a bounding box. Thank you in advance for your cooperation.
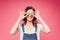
[18,24,23,32]
[18,24,24,27]
[18,24,22,27]
[37,23,43,29]
[18,24,22,29]
[18,24,25,29]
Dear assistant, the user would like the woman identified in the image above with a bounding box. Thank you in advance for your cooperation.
[10,6,51,40]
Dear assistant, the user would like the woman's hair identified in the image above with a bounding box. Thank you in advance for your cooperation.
[23,6,37,26]
[25,6,35,12]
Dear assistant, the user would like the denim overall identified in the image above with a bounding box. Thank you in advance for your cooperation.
[21,24,38,40]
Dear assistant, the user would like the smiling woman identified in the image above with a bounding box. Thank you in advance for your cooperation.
[23,6,37,25]
[10,6,51,40]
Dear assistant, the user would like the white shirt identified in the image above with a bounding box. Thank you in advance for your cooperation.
[18,23,43,40]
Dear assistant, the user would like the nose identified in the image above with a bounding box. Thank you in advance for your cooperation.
[29,14,31,17]
[27,14,34,17]
[29,14,33,17]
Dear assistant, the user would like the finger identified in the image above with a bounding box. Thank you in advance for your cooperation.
[33,14,35,16]
[36,10,40,13]
[19,9,23,16]
[24,13,29,17]
[22,11,25,14]
[21,11,26,16]
[26,13,29,17]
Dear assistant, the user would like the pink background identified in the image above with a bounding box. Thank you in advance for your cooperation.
[0,0,60,40]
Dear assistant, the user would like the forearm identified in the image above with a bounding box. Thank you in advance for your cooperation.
[38,17,50,33]
[10,17,21,34]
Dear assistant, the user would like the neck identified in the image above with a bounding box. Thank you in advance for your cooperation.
[26,20,33,26]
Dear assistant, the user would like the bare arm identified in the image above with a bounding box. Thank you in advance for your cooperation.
[38,17,51,33]
[10,17,21,35]
[10,10,28,35]
[34,10,51,33]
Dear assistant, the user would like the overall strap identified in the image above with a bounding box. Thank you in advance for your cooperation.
[22,24,25,32]
[22,24,37,32]
[35,23,37,32]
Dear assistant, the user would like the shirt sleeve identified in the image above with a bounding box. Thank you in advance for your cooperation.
[18,24,23,33]
[37,23,43,32]
[18,24,24,40]
[18,24,21,29]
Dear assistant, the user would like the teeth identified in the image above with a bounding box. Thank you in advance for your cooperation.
[29,17,32,18]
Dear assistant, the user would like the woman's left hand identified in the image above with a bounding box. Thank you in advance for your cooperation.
[34,10,41,19]
[33,10,41,23]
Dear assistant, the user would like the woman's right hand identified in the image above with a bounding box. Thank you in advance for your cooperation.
[19,10,28,20]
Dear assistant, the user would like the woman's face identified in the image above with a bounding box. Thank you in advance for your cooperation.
[26,9,35,22]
